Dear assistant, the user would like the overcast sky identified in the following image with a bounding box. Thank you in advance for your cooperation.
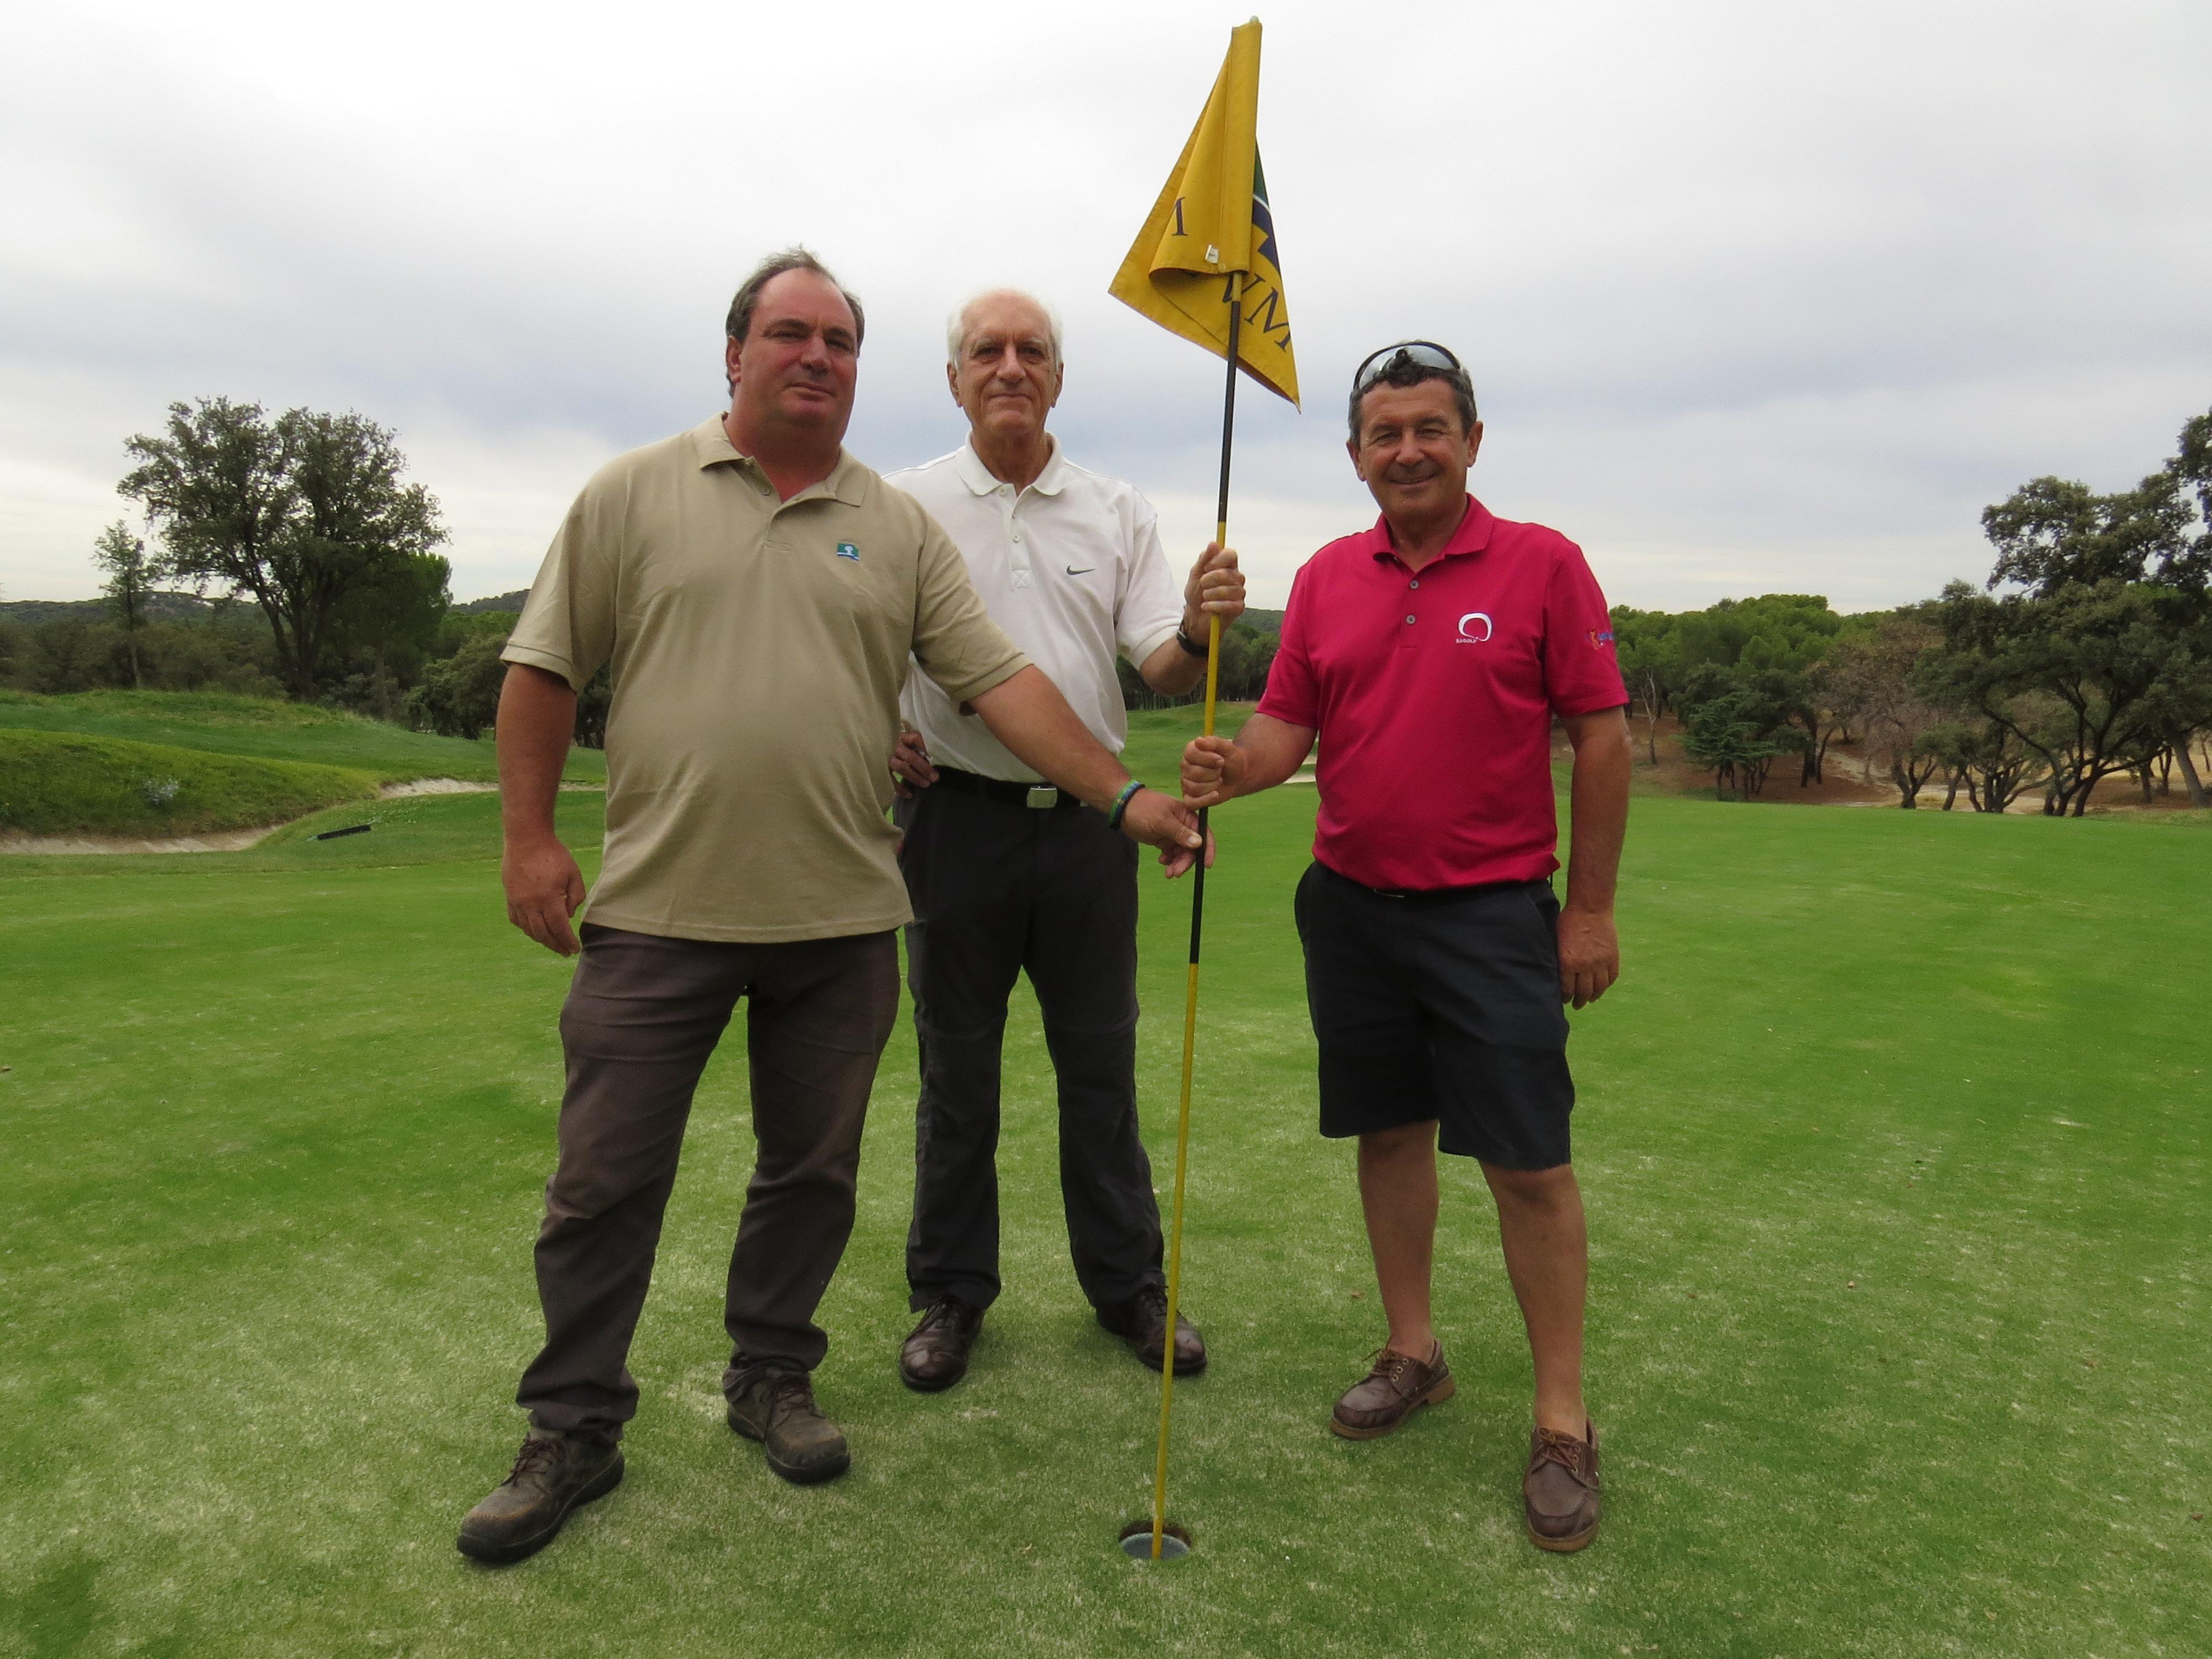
[4,0,2206,611]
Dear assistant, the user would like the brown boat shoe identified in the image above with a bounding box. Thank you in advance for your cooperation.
[1328,1341,1454,1439]
[1524,1421,1601,1552]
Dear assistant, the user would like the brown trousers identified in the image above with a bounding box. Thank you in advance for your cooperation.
[515,922,898,1439]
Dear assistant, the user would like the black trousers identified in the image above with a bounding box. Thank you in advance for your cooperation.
[514,924,898,1439]
[898,781,1165,1313]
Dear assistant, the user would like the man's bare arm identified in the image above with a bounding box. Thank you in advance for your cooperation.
[497,662,587,957]
[1178,712,1317,808]
[1137,544,1245,696]
[1557,705,1631,1008]
[969,666,1203,862]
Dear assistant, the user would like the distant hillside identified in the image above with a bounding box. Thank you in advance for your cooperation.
[0,592,220,625]
[456,591,528,614]
[0,689,604,784]
[1241,608,1283,636]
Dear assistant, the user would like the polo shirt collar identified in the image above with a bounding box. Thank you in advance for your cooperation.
[690,415,867,507]
[1030,437,1070,496]
[1360,495,1496,567]
[954,435,1068,498]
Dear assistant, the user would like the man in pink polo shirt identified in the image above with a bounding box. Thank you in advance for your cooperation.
[1181,341,1631,1552]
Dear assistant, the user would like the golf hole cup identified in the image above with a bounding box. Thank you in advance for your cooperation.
[1117,1520,1193,1561]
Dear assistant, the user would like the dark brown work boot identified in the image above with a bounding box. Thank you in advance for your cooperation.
[899,1295,984,1392]
[1524,1422,1601,1552]
[455,1429,624,1565]
[1328,1342,1454,1439]
[1096,1284,1207,1375]
[726,1367,851,1485]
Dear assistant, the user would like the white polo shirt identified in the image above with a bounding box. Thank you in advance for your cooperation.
[889,439,1185,782]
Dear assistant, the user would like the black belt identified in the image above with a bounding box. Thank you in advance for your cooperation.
[1318,861,1545,902]
[932,765,1085,811]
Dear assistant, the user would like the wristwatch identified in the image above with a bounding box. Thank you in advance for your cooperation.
[1175,624,1209,659]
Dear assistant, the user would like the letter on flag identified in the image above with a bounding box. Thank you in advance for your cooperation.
[1108,18,1299,407]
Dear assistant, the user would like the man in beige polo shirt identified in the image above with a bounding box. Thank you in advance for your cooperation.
[456,248,1204,1567]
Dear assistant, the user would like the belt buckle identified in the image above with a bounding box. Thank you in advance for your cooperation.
[1025,785,1059,810]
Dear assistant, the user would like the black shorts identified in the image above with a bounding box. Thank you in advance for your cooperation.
[1293,860,1574,1170]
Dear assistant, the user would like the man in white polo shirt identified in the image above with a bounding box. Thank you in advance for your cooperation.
[885,288,1244,1391]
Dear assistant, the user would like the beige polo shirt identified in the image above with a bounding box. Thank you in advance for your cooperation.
[503,415,1029,943]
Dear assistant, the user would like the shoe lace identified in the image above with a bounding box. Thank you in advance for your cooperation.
[1364,1347,1423,1395]
[505,1436,562,1484]
[917,1296,969,1334]
[1530,1426,1590,1482]
[765,1371,817,1415]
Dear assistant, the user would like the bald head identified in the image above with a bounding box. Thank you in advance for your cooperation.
[945,288,1066,458]
[946,288,1063,368]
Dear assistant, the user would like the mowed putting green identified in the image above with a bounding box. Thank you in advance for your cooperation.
[1,711,2205,1657]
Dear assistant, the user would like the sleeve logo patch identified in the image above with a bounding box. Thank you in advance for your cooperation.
[1589,629,1615,648]
[834,542,861,562]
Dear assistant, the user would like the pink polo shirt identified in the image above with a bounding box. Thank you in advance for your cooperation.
[1255,495,1625,891]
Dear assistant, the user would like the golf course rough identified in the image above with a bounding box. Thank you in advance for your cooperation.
[0,706,2205,1657]
[0,728,380,837]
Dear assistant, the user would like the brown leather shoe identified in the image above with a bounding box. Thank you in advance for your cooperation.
[455,1430,623,1565]
[726,1368,849,1485]
[1096,1285,1207,1375]
[1524,1422,1601,1552]
[1328,1342,1454,1439]
[899,1295,984,1392]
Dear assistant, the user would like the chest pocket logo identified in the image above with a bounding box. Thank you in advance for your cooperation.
[1456,612,1493,644]
[834,542,861,562]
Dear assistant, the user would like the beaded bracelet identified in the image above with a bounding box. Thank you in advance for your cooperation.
[1107,779,1145,830]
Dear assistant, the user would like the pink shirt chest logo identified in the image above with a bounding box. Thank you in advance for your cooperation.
[1455,611,1494,644]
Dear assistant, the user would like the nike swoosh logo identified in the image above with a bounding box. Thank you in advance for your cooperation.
[1065,565,1095,575]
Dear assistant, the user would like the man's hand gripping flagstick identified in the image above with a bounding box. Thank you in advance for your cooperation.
[1107,15,1300,1563]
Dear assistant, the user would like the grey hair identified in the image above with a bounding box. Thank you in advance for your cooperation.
[1348,346,1478,445]
[946,288,1064,367]
[726,247,865,348]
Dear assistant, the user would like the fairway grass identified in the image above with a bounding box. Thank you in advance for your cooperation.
[1,747,2205,1657]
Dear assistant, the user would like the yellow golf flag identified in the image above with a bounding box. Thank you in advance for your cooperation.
[1109,18,1299,407]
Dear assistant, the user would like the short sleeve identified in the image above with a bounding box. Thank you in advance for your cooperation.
[1541,542,1629,716]
[1254,564,1321,730]
[1115,498,1183,666]
[503,481,620,691]
[911,510,1030,703]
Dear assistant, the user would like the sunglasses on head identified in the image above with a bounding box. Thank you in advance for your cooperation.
[1351,340,1465,395]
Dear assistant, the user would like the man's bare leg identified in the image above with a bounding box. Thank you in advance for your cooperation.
[1480,1161,1588,1436]
[1358,1120,1441,1359]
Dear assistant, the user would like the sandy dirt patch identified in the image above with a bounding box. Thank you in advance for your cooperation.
[378,779,603,797]
[0,779,602,854]
[379,777,493,797]
[1,827,279,855]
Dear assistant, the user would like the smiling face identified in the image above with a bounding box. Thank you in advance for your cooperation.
[1348,378,1483,527]
[726,268,860,444]
[947,291,1062,449]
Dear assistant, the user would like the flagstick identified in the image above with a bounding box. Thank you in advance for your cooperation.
[1150,272,1243,1561]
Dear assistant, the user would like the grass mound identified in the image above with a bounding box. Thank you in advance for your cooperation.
[0,689,604,784]
[0,729,378,837]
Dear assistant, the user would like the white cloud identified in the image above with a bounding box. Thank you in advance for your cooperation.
[3,0,2206,609]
